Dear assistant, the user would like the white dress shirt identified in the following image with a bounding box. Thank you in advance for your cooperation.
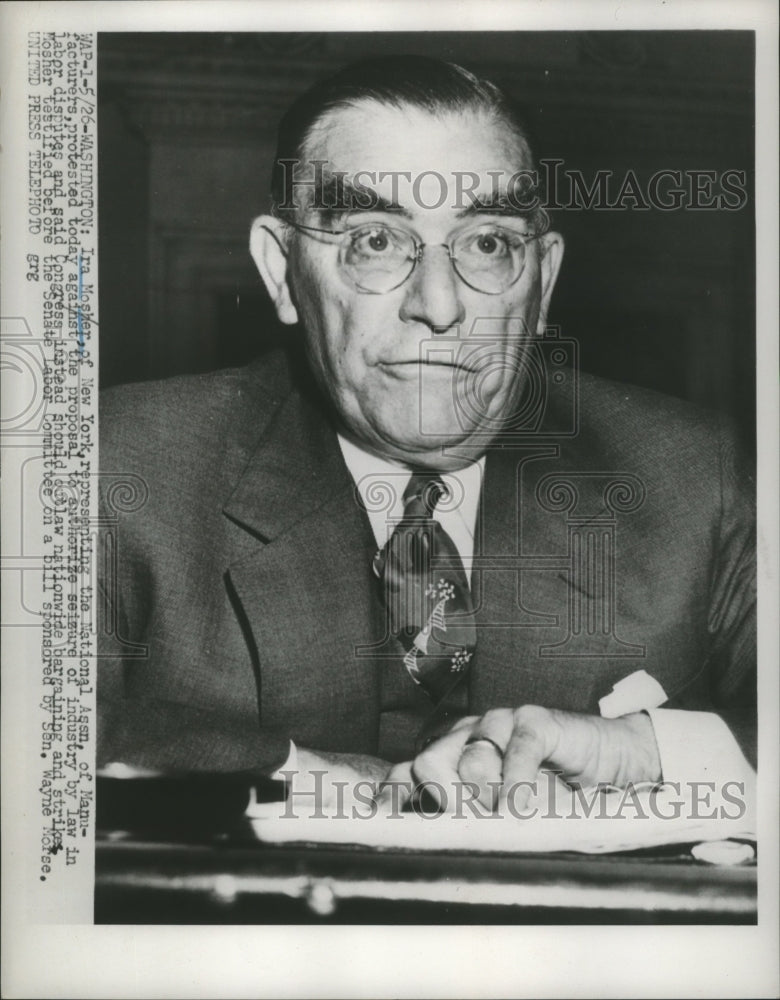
[337,433,484,583]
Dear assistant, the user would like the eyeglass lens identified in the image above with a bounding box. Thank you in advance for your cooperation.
[339,223,529,294]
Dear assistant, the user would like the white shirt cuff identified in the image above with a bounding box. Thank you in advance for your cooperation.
[271,739,298,779]
[646,707,755,786]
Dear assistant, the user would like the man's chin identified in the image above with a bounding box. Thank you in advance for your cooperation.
[367,421,491,468]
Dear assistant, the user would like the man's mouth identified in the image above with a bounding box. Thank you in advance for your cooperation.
[377,359,480,376]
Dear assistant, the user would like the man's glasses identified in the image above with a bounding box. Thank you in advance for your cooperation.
[281,217,543,295]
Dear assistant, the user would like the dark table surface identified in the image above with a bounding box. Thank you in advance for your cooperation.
[95,825,757,925]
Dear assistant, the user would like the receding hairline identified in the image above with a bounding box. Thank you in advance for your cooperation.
[269,56,543,220]
[298,96,536,174]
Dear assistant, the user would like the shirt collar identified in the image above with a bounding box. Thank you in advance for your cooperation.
[337,433,485,550]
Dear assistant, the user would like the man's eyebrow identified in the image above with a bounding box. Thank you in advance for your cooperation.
[455,191,536,219]
[315,176,413,219]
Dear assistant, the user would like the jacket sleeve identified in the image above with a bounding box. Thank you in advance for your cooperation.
[96,473,291,777]
[704,418,757,767]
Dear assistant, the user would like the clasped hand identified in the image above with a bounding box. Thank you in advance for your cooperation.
[376,705,662,813]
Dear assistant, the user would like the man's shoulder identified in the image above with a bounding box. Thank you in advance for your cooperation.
[548,368,747,485]
[101,350,291,424]
[574,369,731,446]
[100,351,292,463]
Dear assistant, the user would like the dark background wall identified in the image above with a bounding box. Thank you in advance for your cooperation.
[98,31,755,451]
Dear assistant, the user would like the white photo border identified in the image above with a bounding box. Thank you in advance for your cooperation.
[1,2,777,998]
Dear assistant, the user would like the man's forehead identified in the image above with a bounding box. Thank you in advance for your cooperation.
[301,100,533,211]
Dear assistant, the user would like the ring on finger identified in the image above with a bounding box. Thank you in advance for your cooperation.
[463,736,504,758]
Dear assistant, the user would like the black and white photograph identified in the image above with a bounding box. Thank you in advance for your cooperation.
[1,2,778,997]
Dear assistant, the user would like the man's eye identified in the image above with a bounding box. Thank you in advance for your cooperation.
[468,230,513,257]
[351,227,395,255]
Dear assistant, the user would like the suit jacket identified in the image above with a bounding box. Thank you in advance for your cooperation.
[98,348,756,774]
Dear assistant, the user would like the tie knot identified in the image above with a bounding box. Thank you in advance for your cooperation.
[403,473,446,516]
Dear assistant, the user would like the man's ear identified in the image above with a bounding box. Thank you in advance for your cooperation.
[249,215,299,326]
[535,231,564,335]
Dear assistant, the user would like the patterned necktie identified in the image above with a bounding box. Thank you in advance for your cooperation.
[373,472,477,703]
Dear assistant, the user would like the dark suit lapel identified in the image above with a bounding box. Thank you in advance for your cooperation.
[223,387,382,754]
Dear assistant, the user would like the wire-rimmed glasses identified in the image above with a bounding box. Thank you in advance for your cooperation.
[281,217,543,295]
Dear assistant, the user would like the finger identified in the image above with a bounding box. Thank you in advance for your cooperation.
[499,706,556,812]
[458,709,515,810]
[450,715,479,735]
[411,726,471,813]
[374,761,414,815]
[458,742,503,810]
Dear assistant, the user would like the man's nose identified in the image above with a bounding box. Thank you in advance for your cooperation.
[399,245,466,333]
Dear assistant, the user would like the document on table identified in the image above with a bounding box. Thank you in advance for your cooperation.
[247,773,756,856]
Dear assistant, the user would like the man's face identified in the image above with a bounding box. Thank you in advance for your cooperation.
[258,101,563,469]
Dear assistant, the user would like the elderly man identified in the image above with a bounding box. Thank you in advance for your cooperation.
[98,56,756,810]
